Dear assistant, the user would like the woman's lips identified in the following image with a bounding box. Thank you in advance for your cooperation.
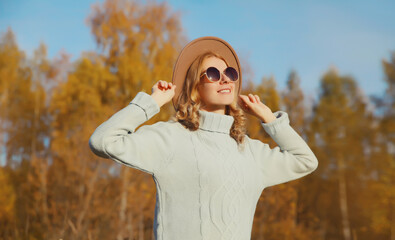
[217,88,232,94]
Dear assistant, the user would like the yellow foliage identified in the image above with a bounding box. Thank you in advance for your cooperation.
[0,168,15,220]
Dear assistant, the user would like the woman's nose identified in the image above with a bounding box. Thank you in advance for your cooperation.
[220,73,230,83]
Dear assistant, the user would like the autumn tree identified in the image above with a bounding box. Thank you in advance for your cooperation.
[45,0,185,239]
[0,28,54,239]
[0,167,16,239]
[269,70,319,240]
[246,76,301,240]
[282,70,305,133]
[308,68,375,240]
[366,52,395,240]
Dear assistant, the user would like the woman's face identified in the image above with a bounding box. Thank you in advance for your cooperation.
[198,56,236,114]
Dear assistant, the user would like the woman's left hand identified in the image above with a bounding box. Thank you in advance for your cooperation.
[238,94,277,123]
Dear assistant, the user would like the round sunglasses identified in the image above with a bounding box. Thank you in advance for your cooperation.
[200,66,239,82]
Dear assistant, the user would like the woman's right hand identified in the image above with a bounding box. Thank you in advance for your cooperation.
[151,80,176,108]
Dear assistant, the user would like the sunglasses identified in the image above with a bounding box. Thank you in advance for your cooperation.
[200,66,239,82]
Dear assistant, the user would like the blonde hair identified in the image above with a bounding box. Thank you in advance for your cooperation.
[175,51,246,146]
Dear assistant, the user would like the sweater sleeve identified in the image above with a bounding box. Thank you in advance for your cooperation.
[247,111,318,188]
[88,91,171,175]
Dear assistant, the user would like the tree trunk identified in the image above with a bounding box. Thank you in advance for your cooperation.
[31,89,50,235]
[75,164,100,239]
[138,213,144,240]
[292,183,298,230]
[338,155,351,240]
[319,219,327,240]
[117,167,129,240]
[127,212,134,240]
[391,201,395,240]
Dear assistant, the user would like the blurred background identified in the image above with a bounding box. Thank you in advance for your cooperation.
[0,0,394,239]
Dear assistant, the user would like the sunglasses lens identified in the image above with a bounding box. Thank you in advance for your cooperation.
[225,67,238,81]
[206,67,221,81]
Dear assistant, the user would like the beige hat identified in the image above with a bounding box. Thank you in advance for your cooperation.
[171,36,242,110]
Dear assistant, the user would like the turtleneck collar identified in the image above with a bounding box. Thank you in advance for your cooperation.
[198,110,234,134]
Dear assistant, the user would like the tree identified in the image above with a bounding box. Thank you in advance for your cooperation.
[367,52,395,240]
[282,70,305,134]
[275,70,319,240]
[309,68,374,240]
[0,168,16,239]
[0,28,53,239]
[44,0,185,239]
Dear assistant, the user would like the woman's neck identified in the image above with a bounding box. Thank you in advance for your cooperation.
[199,105,226,115]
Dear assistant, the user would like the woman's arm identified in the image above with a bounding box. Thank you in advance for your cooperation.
[89,91,172,175]
[238,93,318,188]
[247,111,318,188]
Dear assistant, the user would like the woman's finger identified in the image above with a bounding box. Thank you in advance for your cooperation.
[239,95,252,108]
[249,94,254,103]
[162,81,169,90]
[243,96,253,105]
[254,95,260,103]
[239,95,250,103]
[248,94,256,103]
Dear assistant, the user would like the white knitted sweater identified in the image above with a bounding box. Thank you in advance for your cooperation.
[89,91,318,240]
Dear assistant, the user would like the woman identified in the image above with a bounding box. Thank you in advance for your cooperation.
[89,36,318,240]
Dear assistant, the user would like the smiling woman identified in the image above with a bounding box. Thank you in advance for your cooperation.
[89,36,318,240]
[173,50,247,146]
[198,54,237,114]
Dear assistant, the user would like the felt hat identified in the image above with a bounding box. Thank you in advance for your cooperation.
[171,36,242,110]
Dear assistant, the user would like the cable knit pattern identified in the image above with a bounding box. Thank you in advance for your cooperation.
[89,91,318,240]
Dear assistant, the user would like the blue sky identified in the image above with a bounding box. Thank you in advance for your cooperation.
[1,0,394,99]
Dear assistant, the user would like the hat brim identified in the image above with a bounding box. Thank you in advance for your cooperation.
[171,36,242,110]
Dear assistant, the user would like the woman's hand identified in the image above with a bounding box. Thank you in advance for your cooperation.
[238,94,277,123]
[151,80,176,108]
